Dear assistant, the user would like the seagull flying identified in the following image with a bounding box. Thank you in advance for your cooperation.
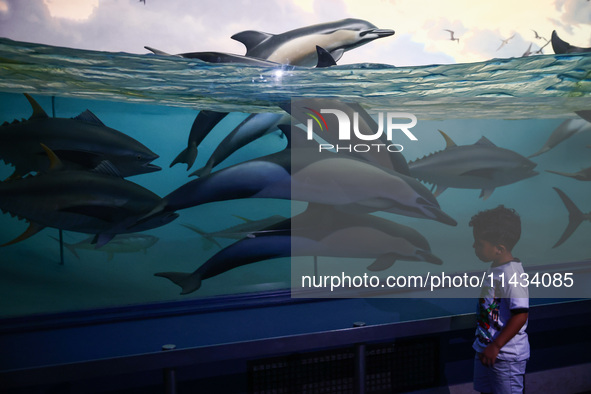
[497,34,516,51]
[533,39,551,55]
[522,43,534,57]
[531,29,547,41]
[444,29,460,43]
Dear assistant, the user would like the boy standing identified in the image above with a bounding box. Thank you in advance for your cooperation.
[469,205,529,394]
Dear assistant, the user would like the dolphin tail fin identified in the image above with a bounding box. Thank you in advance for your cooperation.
[170,142,198,170]
[181,223,222,250]
[552,187,584,248]
[154,271,202,294]
[49,236,79,259]
[189,161,213,178]
[231,30,274,54]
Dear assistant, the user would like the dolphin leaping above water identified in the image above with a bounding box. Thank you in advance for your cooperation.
[231,18,394,66]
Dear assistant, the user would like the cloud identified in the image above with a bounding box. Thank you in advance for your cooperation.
[556,0,591,26]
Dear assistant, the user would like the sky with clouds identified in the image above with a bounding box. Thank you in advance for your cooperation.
[0,0,590,67]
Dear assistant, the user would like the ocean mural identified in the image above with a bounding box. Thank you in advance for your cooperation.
[0,19,590,316]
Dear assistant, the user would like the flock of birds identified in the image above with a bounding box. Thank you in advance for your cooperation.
[444,28,551,56]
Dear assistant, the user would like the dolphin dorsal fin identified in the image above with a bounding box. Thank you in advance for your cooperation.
[74,110,105,126]
[438,130,457,149]
[40,143,64,171]
[231,30,273,53]
[24,93,49,120]
[475,136,497,147]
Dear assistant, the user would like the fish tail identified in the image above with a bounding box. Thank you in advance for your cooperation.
[181,223,222,250]
[189,161,213,178]
[154,271,202,294]
[170,142,197,171]
[552,187,584,248]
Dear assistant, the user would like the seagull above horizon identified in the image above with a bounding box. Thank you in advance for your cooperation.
[533,39,551,55]
[497,34,516,51]
[522,43,534,57]
[531,29,547,41]
[443,29,460,43]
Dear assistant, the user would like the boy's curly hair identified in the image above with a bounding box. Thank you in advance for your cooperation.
[469,205,521,251]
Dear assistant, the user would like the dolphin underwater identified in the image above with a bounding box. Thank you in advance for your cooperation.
[232,18,394,67]
[190,112,291,177]
[408,130,538,200]
[156,204,442,294]
[551,30,591,54]
[0,94,160,179]
[153,126,456,226]
[53,233,159,260]
[551,187,591,248]
[0,145,177,247]
[181,214,288,250]
[528,118,591,158]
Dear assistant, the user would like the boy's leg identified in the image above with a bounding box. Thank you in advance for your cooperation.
[490,359,527,394]
[473,353,493,394]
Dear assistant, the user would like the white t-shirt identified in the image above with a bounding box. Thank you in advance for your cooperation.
[472,260,530,361]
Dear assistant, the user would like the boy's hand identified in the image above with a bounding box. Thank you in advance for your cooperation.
[479,343,501,367]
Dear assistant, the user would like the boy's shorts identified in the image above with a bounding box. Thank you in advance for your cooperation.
[473,353,527,394]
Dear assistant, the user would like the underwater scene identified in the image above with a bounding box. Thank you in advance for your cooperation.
[0,34,590,317]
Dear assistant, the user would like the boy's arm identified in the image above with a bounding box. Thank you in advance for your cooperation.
[479,311,528,367]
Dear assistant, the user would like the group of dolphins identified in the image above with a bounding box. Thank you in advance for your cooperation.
[0,19,589,294]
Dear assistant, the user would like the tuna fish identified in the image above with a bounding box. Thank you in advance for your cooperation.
[0,145,177,247]
[53,233,159,260]
[0,94,160,179]
[408,130,538,200]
